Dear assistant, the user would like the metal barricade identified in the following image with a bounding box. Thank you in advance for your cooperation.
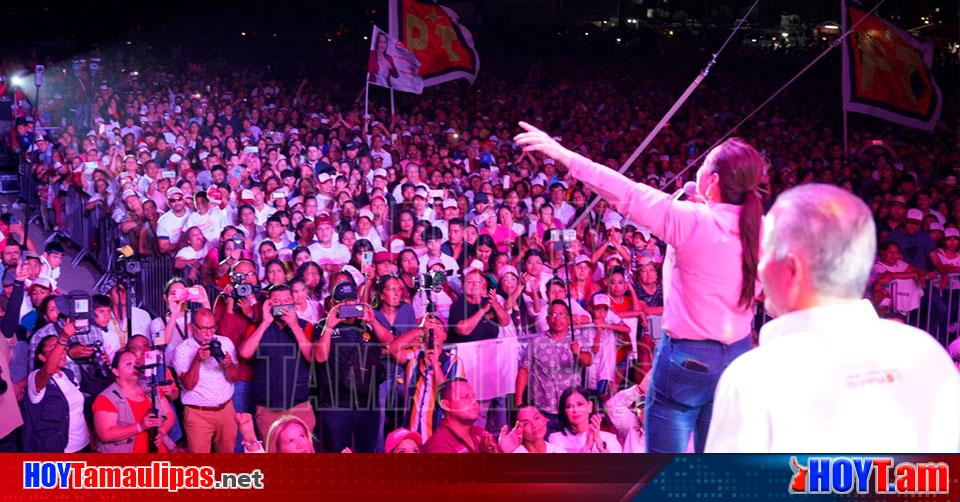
[137,255,175,318]
[888,274,959,348]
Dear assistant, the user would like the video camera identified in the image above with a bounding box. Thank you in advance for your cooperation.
[413,269,450,292]
[58,290,91,335]
[115,245,141,275]
[230,272,260,300]
[549,229,577,251]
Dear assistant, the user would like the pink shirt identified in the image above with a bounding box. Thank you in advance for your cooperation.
[569,155,755,344]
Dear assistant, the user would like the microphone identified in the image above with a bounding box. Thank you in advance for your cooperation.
[672,181,699,202]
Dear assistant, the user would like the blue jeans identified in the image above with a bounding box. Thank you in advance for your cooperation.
[644,335,752,453]
[231,381,252,453]
[323,409,380,453]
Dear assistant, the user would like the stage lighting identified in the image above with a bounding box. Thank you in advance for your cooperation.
[10,75,25,87]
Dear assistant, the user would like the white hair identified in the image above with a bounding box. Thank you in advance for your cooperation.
[766,183,876,299]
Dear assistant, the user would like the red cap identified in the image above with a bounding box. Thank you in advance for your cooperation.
[373,251,392,264]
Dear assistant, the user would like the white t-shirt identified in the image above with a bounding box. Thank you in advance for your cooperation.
[308,241,351,266]
[934,250,960,290]
[872,260,923,313]
[156,210,191,246]
[418,253,461,276]
[184,208,228,243]
[355,229,383,249]
[173,335,237,407]
[28,369,89,453]
[175,244,208,262]
[253,204,277,226]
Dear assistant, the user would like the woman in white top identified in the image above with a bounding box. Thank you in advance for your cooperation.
[547,386,622,453]
[148,279,211,363]
[518,126,768,453]
[931,228,960,334]
[174,226,209,283]
[290,277,321,324]
[871,241,927,320]
[27,328,90,453]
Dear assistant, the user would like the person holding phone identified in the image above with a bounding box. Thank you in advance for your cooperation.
[239,284,316,441]
[315,282,389,452]
[516,125,764,453]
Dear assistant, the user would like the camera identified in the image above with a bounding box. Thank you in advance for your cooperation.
[414,270,449,292]
[337,304,364,319]
[88,341,111,379]
[207,338,226,364]
[116,246,141,275]
[230,272,259,300]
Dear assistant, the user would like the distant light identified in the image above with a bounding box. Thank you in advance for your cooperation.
[668,30,674,36]
[781,32,789,37]
[241,32,246,36]
[363,36,369,40]
[821,37,827,41]
[327,38,333,42]
[126,41,132,45]
[823,23,839,31]
[935,7,940,12]
[130,71,139,76]
[193,93,201,99]
[584,32,589,36]
[616,38,621,43]
[272,33,278,38]
[10,76,25,87]
[750,38,757,43]
[924,20,930,24]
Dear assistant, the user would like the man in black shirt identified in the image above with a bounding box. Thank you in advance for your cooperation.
[315,282,391,452]
[238,285,317,440]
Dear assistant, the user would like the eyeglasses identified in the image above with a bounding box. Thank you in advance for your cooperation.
[168,197,184,203]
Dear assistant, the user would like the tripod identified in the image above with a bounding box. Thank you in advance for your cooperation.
[136,350,172,453]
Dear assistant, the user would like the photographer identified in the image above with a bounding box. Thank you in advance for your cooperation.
[28,294,116,398]
[173,308,239,453]
[316,282,390,453]
[213,259,260,435]
[239,284,316,440]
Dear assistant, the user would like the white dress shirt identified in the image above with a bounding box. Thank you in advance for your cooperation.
[706,299,960,453]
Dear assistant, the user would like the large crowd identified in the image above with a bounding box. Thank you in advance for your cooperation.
[0,35,957,454]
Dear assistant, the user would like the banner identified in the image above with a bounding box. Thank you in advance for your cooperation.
[367,25,424,95]
[448,336,519,401]
[842,6,942,131]
[389,0,480,87]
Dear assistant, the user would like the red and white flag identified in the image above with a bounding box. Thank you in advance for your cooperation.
[842,5,942,131]
[389,0,480,87]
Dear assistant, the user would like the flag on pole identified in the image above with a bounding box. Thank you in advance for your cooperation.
[367,26,424,95]
[842,6,942,131]
[389,0,480,87]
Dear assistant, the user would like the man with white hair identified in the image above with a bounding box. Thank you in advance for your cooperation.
[706,184,960,453]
